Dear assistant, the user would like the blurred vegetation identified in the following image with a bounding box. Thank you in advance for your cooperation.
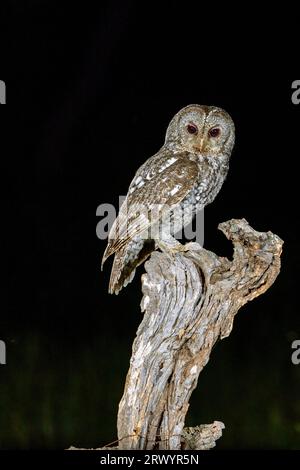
[0,314,299,450]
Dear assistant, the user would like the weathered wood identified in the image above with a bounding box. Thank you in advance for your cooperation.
[117,219,283,450]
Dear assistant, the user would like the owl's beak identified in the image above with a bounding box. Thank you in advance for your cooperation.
[193,137,205,152]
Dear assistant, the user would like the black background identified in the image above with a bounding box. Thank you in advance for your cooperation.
[0,1,299,451]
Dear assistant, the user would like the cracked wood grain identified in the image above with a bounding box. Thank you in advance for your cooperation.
[116,218,283,450]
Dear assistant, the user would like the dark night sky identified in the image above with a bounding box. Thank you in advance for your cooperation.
[0,1,299,451]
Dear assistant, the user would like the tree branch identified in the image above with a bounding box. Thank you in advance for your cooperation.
[117,219,283,450]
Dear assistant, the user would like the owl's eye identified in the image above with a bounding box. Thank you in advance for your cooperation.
[209,127,221,138]
[187,123,198,135]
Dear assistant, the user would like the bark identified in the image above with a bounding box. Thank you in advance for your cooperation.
[116,218,283,450]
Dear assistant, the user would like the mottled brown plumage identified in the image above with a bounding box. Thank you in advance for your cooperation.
[102,104,235,294]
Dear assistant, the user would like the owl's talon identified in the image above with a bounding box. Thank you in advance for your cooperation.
[156,240,200,256]
[184,242,203,252]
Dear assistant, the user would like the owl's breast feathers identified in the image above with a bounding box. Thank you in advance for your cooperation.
[102,150,228,294]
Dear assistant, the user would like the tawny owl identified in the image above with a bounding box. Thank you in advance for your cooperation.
[102,104,235,294]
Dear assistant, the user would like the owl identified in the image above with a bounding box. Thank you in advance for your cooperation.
[102,104,235,294]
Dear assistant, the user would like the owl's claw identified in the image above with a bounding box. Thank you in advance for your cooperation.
[156,240,202,258]
[183,242,203,252]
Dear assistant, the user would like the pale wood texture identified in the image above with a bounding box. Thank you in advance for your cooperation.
[117,219,283,450]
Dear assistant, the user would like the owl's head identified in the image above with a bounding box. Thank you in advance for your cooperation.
[165,104,235,156]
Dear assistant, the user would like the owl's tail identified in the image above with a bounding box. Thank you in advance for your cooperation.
[108,240,155,295]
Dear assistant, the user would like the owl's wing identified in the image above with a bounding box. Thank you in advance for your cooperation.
[101,152,199,266]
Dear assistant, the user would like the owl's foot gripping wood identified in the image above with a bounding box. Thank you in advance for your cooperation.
[108,237,201,294]
[156,237,202,257]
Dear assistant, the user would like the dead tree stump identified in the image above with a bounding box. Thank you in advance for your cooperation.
[117,219,283,450]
